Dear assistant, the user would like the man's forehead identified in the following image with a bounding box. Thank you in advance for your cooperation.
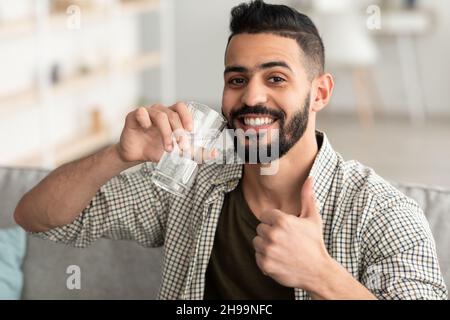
[225,33,302,68]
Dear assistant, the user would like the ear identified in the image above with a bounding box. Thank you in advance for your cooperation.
[310,73,334,113]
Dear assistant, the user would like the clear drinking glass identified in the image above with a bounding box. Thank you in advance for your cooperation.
[151,101,227,197]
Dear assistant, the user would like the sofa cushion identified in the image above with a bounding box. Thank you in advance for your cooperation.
[0,167,49,229]
[0,226,27,299]
[22,237,163,299]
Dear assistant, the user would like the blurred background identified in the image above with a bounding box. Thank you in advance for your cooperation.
[0,0,449,187]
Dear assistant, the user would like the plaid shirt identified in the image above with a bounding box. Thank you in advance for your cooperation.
[34,131,448,300]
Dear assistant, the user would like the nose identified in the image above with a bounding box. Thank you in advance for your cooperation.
[241,78,268,107]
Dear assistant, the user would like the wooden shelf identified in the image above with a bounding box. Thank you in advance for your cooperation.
[0,0,160,38]
[51,51,160,95]
[0,51,160,109]
[49,0,160,26]
[0,87,38,110]
[51,66,109,95]
[49,6,109,28]
[121,51,161,73]
[121,0,160,15]
[9,130,112,168]
[0,17,35,38]
[53,130,112,166]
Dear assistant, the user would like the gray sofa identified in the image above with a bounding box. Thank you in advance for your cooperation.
[0,166,449,299]
[0,166,163,299]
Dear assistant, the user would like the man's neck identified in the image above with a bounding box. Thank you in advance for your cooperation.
[241,128,319,216]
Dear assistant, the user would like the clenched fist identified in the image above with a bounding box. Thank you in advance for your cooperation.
[115,101,219,164]
[115,102,193,163]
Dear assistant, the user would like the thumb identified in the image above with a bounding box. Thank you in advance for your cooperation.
[299,176,320,221]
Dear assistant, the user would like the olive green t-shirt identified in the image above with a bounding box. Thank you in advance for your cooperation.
[204,179,295,300]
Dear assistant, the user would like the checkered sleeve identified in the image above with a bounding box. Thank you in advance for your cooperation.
[30,162,170,248]
[360,197,448,300]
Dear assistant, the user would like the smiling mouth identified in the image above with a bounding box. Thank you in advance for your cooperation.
[237,114,278,129]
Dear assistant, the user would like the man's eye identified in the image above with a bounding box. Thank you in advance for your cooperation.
[228,78,246,85]
[268,76,285,83]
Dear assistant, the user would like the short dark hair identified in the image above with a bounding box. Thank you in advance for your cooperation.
[227,0,325,79]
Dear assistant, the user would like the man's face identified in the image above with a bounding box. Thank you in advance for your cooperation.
[222,33,312,162]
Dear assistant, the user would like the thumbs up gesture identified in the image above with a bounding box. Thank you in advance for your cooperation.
[253,177,332,291]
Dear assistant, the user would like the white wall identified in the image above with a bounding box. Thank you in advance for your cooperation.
[174,0,241,110]
[415,0,450,115]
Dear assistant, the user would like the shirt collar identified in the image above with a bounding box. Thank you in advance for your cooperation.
[212,131,340,212]
[308,131,340,213]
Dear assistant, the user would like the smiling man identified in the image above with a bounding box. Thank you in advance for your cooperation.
[14,1,447,300]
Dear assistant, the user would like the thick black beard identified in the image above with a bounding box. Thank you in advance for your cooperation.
[227,94,310,163]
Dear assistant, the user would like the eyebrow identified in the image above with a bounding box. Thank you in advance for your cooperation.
[224,61,293,75]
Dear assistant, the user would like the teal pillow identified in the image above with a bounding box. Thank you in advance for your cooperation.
[0,226,27,300]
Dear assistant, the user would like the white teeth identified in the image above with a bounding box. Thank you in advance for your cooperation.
[243,117,275,126]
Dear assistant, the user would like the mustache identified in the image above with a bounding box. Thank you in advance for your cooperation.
[229,105,285,121]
